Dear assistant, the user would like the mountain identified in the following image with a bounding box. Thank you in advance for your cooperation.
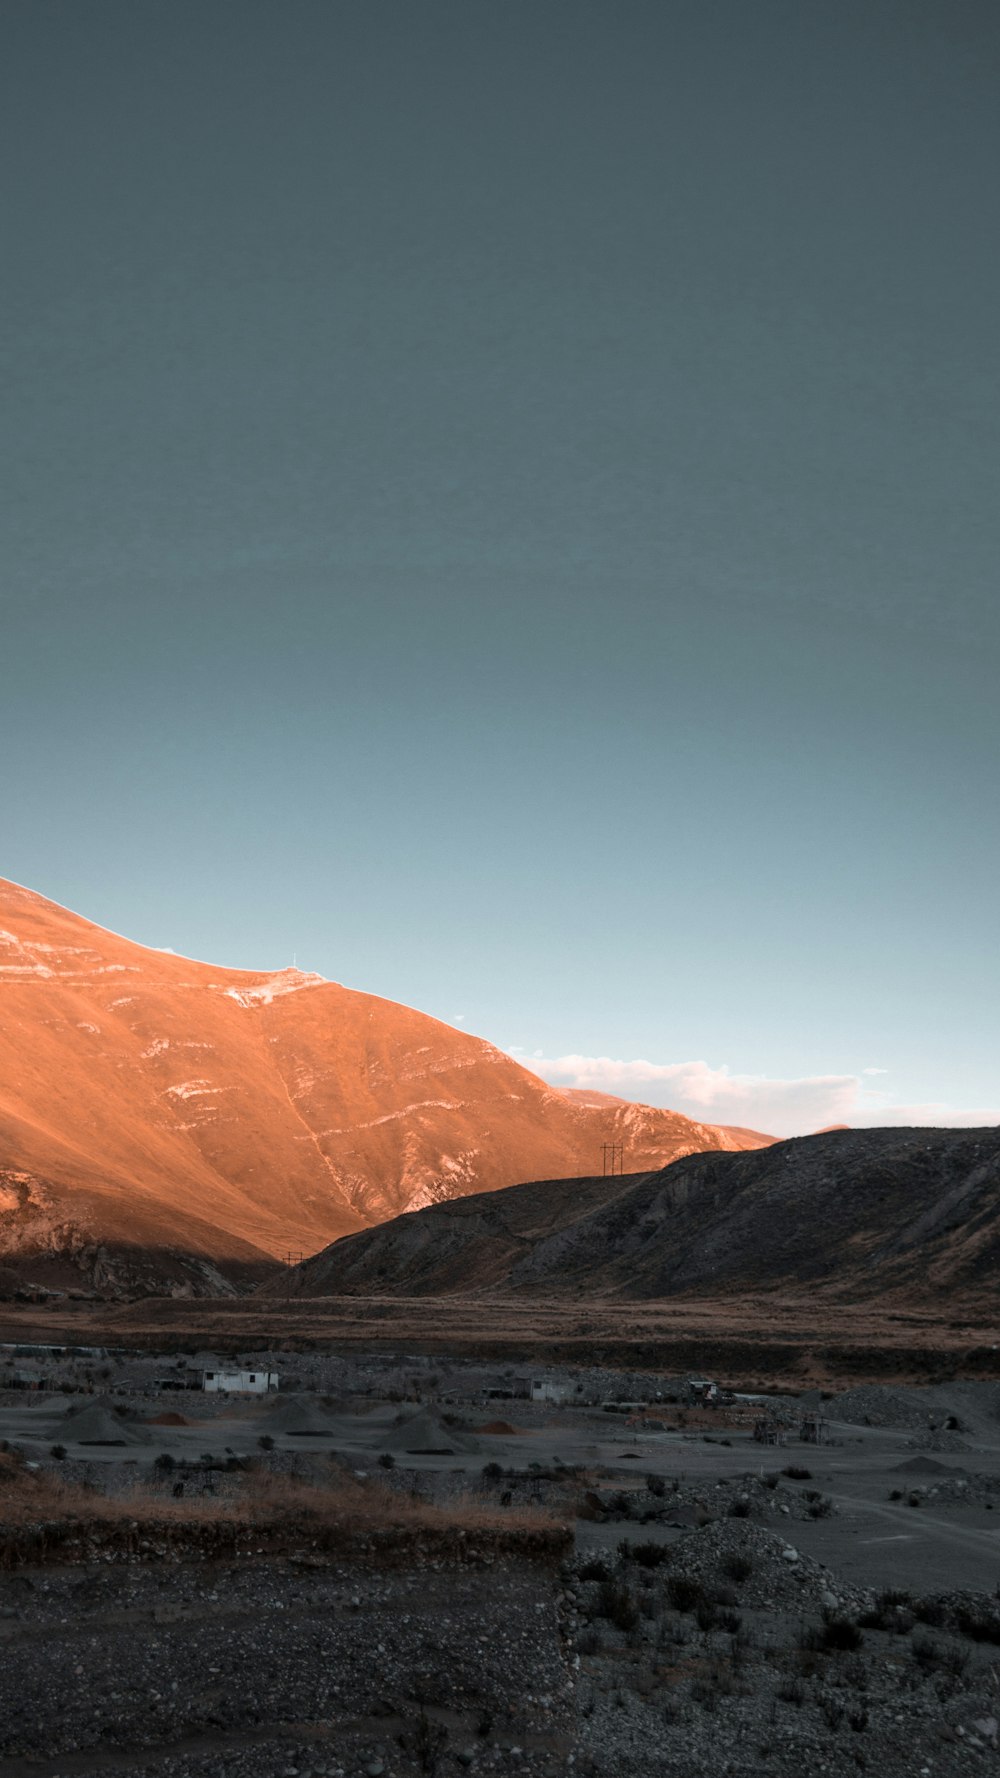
[288,1126,1000,1306]
[0,878,772,1294]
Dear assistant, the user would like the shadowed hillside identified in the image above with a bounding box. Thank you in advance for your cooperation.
[288,1126,1000,1306]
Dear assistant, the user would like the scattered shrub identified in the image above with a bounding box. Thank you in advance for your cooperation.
[954,1603,1000,1645]
[49,1444,67,1461]
[728,1497,752,1518]
[658,1614,690,1649]
[802,1615,863,1653]
[667,1575,704,1613]
[620,1539,672,1568]
[859,1589,913,1632]
[153,1452,176,1473]
[807,1495,835,1520]
[481,1461,503,1481]
[783,1466,812,1481]
[690,1664,733,1707]
[578,1557,611,1583]
[722,1553,754,1584]
[911,1635,969,1677]
[377,1452,395,1470]
[257,1434,275,1452]
[596,1579,639,1632]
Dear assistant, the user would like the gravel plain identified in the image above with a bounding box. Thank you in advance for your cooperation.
[1,1361,999,1775]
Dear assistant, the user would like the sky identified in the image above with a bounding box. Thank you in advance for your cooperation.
[2,0,998,1139]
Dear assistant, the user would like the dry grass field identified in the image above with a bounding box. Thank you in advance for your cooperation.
[2,1289,997,1387]
[0,1446,559,1541]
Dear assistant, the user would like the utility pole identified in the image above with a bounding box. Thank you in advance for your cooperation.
[282,1251,304,1301]
[602,1142,624,1177]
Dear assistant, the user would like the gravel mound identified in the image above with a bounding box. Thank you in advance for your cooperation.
[662,1519,863,1613]
[893,1455,961,1474]
[831,1384,934,1429]
[905,1428,972,1452]
[60,1398,150,1446]
[381,1408,481,1455]
[263,1394,339,1435]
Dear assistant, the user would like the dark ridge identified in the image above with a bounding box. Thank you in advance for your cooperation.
[286,1126,1000,1306]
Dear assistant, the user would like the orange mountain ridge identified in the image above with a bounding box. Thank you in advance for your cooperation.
[0,878,773,1292]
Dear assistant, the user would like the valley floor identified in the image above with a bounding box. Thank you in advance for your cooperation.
[1,1290,997,1388]
[1,1344,999,1775]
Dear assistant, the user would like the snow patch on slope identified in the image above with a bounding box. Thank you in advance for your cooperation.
[403,1149,482,1212]
[309,1098,462,1138]
[223,969,326,1008]
[162,1080,229,1101]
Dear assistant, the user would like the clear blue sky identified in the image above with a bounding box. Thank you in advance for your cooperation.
[2,1,998,1135]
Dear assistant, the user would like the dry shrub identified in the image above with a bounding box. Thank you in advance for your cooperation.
[0,1457,558,1540]
[235,1469,557,1535]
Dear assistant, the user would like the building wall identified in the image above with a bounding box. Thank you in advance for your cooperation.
[200,1371,278,1393]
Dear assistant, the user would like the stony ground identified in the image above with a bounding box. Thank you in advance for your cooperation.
[564,1520,1000,1776]
[0,1557,573,1778]
[0,1519,998,1776]
[2,1371,999,1774]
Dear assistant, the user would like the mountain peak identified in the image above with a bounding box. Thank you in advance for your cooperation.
[0,878,773,1294]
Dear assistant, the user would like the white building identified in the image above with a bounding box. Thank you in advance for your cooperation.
[513,1376,568,1404]
[199,1368,278,1394]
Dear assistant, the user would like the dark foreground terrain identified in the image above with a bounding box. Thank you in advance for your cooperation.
[1,1349,999,1776]
[1,1515,998,1778]
[0,1550,571,1778]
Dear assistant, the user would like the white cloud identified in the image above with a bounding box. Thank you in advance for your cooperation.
[507,1049,999,1139]
[862,1067,888,1076]
[855,1100,1000,1129]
